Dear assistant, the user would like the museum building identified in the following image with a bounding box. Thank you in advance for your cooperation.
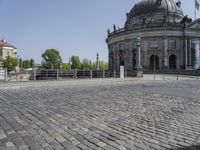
[106,0,200,71]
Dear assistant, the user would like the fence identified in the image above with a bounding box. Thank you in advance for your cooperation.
[2,69,200,81]
[29,69,115,80]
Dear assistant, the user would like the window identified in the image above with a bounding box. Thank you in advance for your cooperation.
[169,39,176,49]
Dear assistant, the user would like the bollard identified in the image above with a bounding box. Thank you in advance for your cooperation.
[177,75,178,80]
[154,73,155,80]
[163,74,164,80]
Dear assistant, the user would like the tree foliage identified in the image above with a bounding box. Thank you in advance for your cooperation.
[22,60,31,69]
[61,63,70,70]
[2,56,18,73]
[71,56,81,69]
[99,61,108,70]
[30,59,35,68]
[42,49,62,69]
[81,58,90,71]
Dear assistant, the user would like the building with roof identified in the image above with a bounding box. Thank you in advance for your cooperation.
[106,0,200,71]
[0,39,17,67]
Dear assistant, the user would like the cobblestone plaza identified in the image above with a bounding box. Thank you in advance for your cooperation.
[0,78,200,150]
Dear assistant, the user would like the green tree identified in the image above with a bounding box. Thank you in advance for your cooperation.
[22,60,31,69]
[2,56,18,73]
[19,58,23,69]
[81,58,90,70]
[30,59,35,68]
[71,56,81,69]
[42,49,62,69]
[61,63,70,70]
[99,61,108,70]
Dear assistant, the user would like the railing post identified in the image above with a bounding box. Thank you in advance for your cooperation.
[103,70,105,78]
[57,69,59,80]
[125,70,127,78]
[90,70,93,79]
[75,70,77,79]
[33,69,36,81]
[4,68,7,82]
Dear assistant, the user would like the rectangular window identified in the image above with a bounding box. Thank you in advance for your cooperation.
[169,39,176,49]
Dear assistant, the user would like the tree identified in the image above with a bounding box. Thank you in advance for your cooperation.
[2,56,18,73]
[61,63,70,70]
[42,49,62,69]
[30,59,35,68]
[81,58,90,70]
[22,60,31,69]
[19,58,23,69]
[99,61,108,70]
[71,56,81,69]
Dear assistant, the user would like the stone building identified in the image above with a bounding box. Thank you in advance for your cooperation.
[0,39,17,67]
[106,0,200,71]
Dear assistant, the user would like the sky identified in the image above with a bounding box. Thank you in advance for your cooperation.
[0,0,198,63]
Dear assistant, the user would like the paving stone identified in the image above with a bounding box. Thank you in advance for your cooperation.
[0,79,200,150]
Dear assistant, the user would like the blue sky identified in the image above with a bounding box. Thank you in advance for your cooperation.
[0,0,198,63]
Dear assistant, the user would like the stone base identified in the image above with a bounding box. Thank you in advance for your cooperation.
[135,69,143,77]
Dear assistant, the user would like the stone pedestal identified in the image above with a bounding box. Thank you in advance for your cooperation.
[135,68,143,77]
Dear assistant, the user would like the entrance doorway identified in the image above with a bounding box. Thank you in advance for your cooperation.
[150,55,159,70]
[169,54,176,69]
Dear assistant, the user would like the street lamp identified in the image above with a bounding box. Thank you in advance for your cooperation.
[136,35,142,69]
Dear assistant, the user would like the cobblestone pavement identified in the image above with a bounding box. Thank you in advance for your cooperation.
[0,79,200,150]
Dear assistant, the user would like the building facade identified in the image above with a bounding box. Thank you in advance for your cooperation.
[106,0,200,71]
[0,39,17,67]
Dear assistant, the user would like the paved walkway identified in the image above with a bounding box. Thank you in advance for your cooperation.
[0,79,200,150]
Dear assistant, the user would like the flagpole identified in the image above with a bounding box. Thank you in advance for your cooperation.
[195,0,197,20]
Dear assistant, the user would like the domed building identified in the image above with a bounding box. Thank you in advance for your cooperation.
[106,0,200,72]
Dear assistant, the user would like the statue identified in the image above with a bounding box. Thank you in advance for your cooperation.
[156,0,162,5]
[176,0,181,7]
[181,15,192,24]
[107,29,110,35]
[113,24,116,31]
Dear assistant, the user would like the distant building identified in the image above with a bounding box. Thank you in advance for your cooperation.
[106,0,200,71]
[0,39,17,67]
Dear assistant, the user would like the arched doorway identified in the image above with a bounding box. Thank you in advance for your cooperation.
[150,55,159,70]
[169,54,176,69]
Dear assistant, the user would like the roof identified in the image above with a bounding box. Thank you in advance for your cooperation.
[0,39,16,49]
[127,0,183,20]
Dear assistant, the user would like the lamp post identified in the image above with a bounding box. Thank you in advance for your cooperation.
[135,35,143,77]
[136,36,142,69]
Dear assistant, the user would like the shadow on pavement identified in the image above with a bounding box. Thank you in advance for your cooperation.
[172,145,200,150]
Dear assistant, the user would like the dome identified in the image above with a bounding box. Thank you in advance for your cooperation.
[127,0,183,20]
